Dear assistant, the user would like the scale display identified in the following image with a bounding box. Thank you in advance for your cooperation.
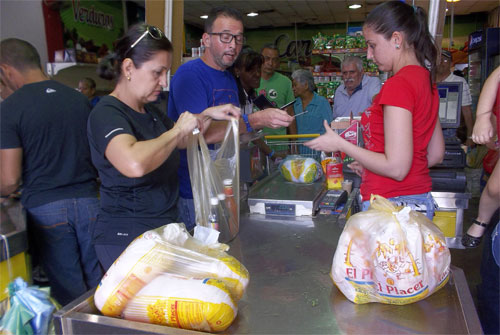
[265,203,296,216]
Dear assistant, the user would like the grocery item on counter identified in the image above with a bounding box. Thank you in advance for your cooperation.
[280,155,323,183]
[331,195,451,305]
[94,223,249,331]
[326,155,343,190]
[123,274,237,332]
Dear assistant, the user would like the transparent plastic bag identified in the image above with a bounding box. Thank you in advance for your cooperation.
[331,195,451,305]
[279,155,323,183]
[94,223,249,332]
[187,118,240,242]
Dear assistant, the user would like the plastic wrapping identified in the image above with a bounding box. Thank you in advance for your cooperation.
[94,223,249,332]
[0,278,57,335]
[331,195,451,305]
[279,155,323,183]
[187,118,240,243]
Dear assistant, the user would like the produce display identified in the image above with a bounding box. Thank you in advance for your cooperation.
[94,223,249,332]
[331,195,451,305]
[312,32,366,50]
[279,155,323,183]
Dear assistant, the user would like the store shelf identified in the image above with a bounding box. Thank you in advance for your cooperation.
[312,48,367,55]
[313,71,379,77]
[46,62,99,76]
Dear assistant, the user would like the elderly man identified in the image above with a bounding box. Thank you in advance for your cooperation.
[436,50,473,146]
[168,6,293,229]
[333,56,381,118]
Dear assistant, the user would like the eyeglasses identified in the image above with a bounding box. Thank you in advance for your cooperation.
[208,32,246,45]
[125,25,163,56]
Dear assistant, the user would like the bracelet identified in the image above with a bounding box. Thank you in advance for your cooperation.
[268,150,275,158]
[242,114,253,133]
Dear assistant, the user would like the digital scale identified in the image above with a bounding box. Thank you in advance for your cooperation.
[248,171,325,216]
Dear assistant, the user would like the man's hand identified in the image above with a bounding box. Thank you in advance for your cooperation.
[249,108,293,129]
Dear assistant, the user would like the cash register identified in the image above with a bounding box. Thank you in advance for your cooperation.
[430,81,467,192]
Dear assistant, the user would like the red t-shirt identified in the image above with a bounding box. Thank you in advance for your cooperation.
[360,65,439,200]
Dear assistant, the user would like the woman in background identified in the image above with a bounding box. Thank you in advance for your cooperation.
[88,24,239,270]
[291,69,332,135]
[305,1,444,219]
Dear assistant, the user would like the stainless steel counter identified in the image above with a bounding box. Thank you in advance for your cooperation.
[54,199,482,334]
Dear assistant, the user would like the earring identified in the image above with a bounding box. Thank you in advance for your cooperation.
[127,73,131,81]
[395,44,400,49]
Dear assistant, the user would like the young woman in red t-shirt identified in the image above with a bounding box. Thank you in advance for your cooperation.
[306,1,445,219]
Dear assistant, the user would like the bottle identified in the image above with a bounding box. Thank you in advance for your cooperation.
[223,179,238,235]
[208,197,219,231]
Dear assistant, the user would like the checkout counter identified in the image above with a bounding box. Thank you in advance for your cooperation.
[53,183,482,334]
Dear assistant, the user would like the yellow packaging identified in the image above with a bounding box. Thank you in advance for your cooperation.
[326,162,343,190]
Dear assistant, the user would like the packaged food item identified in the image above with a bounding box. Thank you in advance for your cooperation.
[122,274,237,332]
[279,155,323,183]
[326,155,343,190]
[94,223,249,321]
[331,195,451,305]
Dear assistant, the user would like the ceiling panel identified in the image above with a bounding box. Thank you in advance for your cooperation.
[180,0,499,29]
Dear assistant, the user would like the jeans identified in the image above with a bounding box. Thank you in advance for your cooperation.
[362,192,436,220]
[177,196,196,231]
[27,198,103,306]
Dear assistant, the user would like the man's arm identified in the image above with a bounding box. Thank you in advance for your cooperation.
[462,105,474,146]
[0,148,22,196]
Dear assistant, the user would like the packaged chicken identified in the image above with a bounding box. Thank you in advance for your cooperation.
[123,274,237,332]
[279,155,323,183]
[331,195,450,305]
[94,223,249,322]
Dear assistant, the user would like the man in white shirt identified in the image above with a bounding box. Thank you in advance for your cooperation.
[333,56,381,119]
[436,50,473,146]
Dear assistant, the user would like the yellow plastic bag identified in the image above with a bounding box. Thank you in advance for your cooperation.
[331,195,450,305]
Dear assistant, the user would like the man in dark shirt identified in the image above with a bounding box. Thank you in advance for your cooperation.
[0,38,102,306]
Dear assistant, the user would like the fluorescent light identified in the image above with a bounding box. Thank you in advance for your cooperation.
[200,15,208,19]
[247,12,259,17]
[446,0,460,2]
[349,4,362,9]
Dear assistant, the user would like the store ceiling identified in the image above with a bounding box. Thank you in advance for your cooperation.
[182,0,499,29]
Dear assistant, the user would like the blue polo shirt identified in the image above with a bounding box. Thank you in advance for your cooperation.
[333,74,381,118]
[294,92,333,135]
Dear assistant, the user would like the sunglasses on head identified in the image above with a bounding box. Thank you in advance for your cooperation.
[125,25,163,56]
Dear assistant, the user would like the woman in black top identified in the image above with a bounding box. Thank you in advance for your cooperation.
[88,23,239,270]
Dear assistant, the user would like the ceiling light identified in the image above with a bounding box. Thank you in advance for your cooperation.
[446,0,460,2]
[349,4,362,9]
[247,12,259,17]
[200,15,208,19]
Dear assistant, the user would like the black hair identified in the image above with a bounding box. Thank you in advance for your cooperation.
[204,6,243,33]
[260,43,280,55]
[364,1,437,86]
[0,38,41,71]
[80,77,96,89]
[98,23,173,81]
[230,49,263,105]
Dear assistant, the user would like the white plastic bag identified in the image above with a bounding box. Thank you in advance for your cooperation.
[331,195,450,305]
[94,223,249,324]
[187,118,240,242]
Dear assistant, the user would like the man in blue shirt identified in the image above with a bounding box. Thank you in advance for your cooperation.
[168,6,293,229]
[333,56,381,119]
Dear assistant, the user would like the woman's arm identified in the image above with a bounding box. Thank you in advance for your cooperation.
[472,66,500,145]
[105,112,198,178]
[305,105,414,181]
[427,120,445,167]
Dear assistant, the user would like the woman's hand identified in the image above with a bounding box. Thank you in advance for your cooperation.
[472,113,495,145]
[174,112,199,138]
[347,161,364,177]
[304,120,344,152]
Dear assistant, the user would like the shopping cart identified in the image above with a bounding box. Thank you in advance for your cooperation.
[263,134,322,174]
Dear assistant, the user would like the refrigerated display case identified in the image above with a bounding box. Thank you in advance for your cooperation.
[468,28,500,111]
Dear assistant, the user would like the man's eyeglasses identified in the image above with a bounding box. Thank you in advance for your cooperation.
[208,32,246,45]
[125,25,163,56]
